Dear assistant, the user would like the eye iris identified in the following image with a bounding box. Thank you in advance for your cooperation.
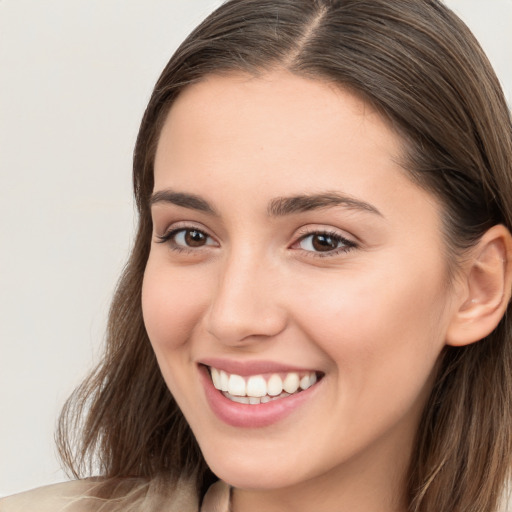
[184,229,207,247]
[312,234,339,252]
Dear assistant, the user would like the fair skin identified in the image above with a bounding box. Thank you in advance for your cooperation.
[141,71,495,512]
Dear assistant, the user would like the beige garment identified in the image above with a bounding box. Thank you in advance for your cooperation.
[0,478,197,512]
[200,480,231,512]
[0,479,230,512]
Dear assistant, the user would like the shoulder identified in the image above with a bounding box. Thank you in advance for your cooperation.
[0,476,200,512]
[0,480,99,512]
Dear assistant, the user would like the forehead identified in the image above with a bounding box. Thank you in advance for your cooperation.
[153,71,440,234]
[159,71,392,147]
[156,72,403,185]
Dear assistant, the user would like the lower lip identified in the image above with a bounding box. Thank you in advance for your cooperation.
[199,365,321,428]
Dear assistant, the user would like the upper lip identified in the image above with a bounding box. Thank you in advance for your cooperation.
[198,357,320,376]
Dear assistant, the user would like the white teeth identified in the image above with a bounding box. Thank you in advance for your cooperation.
[211,368,221,389]
[300,374,310,390]
[230,395,250,404]
[228,374,246,396]
[283,372,299,394]
[223,390,294,404]
[220,370,229,392]
[300,373,316,390]
[246,375,267,397]
[209,367,320,404]
[267,374,283,396]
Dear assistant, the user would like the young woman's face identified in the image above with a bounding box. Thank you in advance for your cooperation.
[143,71,460,497]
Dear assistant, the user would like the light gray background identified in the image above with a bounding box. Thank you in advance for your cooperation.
[1,0,511,497]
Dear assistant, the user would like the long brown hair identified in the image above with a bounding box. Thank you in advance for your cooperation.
[57,1,512,510]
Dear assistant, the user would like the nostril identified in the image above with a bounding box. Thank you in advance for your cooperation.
[203,274,288,344]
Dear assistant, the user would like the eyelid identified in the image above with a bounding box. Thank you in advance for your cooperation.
[155,220,213,238]
[155,222,219,249]
[294,225,357,243]
[156,228,215,244]
[291,226,358,257]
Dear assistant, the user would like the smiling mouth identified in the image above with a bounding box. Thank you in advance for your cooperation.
[207,366,322,405]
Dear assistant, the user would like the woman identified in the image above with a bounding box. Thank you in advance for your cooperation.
[2,0,512,510]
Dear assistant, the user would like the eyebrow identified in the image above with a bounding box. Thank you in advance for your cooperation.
[150,188,382,218]
[268,192,383,217]
[150,190,218,215]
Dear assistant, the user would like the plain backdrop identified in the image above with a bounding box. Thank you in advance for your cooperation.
[1,0,511,497]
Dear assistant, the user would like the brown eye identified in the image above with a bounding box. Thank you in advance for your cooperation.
[296,231,356,255]
[311,234,339,252]
[157,227,216,249]
[184,229,208,247]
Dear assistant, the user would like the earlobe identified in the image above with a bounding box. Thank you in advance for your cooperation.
[446,224,512,347]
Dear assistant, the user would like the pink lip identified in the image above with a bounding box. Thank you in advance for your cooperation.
[199,357,317,376]
[198,364,322,428]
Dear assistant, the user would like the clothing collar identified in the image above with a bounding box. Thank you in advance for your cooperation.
[200,480,231,512]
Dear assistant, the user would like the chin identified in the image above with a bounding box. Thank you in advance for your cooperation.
[199,440,309,490]
[211,463,303,490]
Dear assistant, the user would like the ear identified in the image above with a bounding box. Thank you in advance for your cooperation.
[446,224,512,347]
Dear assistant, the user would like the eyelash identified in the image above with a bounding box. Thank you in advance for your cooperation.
[155,227,215,254]
[155,227,357,258]
[294,229,358,258]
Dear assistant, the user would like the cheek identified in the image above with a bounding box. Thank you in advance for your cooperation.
[285,271,448,455]
[291,260,450,394]
[141,258,214,412]
[141,259,209,352]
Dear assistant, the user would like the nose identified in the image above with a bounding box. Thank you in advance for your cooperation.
[204,251,288,346]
